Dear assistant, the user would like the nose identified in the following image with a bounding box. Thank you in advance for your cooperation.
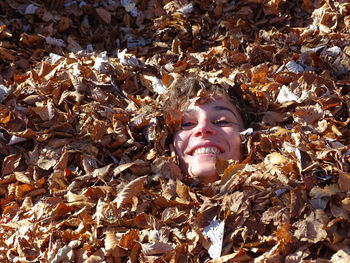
[193,119,216,137]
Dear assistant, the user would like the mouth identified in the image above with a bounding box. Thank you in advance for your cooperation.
[191,146,222,156]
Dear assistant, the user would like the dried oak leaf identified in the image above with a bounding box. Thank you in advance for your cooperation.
[0,47,15,62]
[251,63,269,84]
[309,184,340,199]
[165,109,182,132]
[151,157,182,180]
[15,183,34,200]
[273,72,299,84]
[175,179,194,203]
[96,7,112,24]
[293,104,324,125]
[248,45,274,66]
[221,191,245,214]
[51,240,80,263]
[293,210,328,243]
[119,229,140,250]
[113,175,147,209]
[2,153,21,175]
[161,206,187,223]
[290,188,307,218]
[20,33,45,47]
[141,241,174,256]
[0,105,12,124]
[338,172,350,192]
[207,250,251,263]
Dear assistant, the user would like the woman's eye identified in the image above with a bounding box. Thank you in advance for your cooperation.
[214,120,231,126]
[181,122,195,129]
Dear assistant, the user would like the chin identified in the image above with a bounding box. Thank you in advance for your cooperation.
[190,165,219,183]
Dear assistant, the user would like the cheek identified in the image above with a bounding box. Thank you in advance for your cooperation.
[173,131,188,155]
[224,129,241,150]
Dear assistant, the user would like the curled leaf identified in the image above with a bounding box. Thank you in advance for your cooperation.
[113,176,147,209]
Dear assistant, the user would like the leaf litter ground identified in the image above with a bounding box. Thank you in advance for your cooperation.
[1,0,350,262]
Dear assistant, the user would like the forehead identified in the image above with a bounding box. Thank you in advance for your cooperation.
[182,95,236,114]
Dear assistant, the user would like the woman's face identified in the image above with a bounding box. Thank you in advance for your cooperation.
[173,96,242,183]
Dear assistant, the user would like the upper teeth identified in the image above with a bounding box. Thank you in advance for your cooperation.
[193,147,221,155]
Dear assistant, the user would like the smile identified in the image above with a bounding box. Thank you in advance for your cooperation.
[192,146,221,156]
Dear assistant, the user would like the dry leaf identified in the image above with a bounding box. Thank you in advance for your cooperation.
[141,241,174,256]
[114,176,147,209]
[0,1,349,262]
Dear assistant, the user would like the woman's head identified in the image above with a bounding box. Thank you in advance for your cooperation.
[166,77,245,183]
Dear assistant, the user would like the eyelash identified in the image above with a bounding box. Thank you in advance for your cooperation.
[181,119,233,129]
[213,120,231,125]
[181,122,195,129]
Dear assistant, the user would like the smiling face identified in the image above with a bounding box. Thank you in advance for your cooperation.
[173,95,243,183]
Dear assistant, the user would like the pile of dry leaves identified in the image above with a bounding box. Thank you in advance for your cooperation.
[1,0,350,262]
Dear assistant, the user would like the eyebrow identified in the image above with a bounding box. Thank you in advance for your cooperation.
[213,105,237,116]
[184,105,238,117]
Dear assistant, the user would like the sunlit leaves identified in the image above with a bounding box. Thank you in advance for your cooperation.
[0,0,350,262]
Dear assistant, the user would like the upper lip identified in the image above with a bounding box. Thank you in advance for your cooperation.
[187,143,224,155]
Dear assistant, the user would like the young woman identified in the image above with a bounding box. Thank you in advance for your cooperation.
[166,77,246,183]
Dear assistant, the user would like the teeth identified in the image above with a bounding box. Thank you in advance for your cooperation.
[193,147,220,156]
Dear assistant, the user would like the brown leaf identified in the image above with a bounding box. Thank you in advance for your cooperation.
[92,164,113,180]
[82,186,112,200]
[165,109,183,132]
[275,223,293,252]
[96,7,112,24]
[2,154,21,175]
[338,172,350,192]
[294,104,323,125]
[195,206,220,228]
[151,157,182,180]
[273,72,298,84]
[342,198,350,212]
[175,179,192,202]
[0,47,15,62]
[248,45,273,66]
[83,249,105,263]
[161,207,187,223]
[119,229,139,249]
[15,183,34,199]
[130,243,142,263]
[265,152,288,165]
[30,102,55,121]
[20,33,44,47]
[0,173,16,184]
[262,111,286,126]
[251,63,269,83]
[58,17,72,32]
[141,241,174,256]
[0,105,12,124]
[293,210,328,243]
[114,176,147,209]
[290,188,307,218]
[309,184,340,199]
[207,250,251,263]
